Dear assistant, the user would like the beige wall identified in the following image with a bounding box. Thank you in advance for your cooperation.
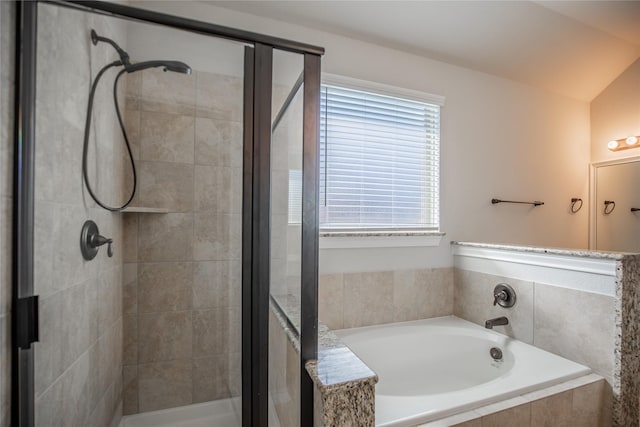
[591,59,640,164]
[0,1,13,425]
[121,68,243,414]
[31,4,128,426]
[132,1,592,274]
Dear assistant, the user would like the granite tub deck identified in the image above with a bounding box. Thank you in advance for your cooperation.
[270,297,378,426]
[452,241,640,426]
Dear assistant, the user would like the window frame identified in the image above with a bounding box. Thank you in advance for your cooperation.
[318,74,445,247]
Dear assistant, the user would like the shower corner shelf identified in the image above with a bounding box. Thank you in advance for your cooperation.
[121,207,169,214]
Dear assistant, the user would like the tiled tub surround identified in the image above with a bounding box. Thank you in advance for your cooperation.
[0,1,14,424]
[319,268,454,330]
[31,4,129,427]
[452,242,640,426]
[418,374,609,427]
[121,68,243,414]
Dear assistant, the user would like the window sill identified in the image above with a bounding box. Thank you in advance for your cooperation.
[319,231,445,249]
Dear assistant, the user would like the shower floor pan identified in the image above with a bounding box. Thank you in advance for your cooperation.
[120,398,240,427]
[119,397,281,427]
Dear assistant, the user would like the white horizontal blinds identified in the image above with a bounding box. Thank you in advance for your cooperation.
[320,84,440,230]
[288,169,302,224]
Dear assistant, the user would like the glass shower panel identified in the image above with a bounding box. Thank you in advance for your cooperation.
[32,3,245,426]
[268,49,304,426]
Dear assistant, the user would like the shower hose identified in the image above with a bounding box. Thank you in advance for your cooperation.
[82,60,137,212]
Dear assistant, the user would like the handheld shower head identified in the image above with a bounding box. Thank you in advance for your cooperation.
[90,29,192,75]
[124,60,192,75]
[84,30,193,212]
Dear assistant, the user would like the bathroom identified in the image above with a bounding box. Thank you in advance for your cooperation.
[2,1,640,426]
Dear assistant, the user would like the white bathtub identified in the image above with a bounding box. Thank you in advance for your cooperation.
[334,316,591,426]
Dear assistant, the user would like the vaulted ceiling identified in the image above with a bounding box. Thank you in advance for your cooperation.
[210,1,640,101]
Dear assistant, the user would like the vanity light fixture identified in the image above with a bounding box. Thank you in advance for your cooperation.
[608,135,640,152]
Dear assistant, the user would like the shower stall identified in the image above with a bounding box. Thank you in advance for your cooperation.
[10,1,321,426]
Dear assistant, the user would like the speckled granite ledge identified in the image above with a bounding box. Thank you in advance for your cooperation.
[270,294,378,426]
[452,241,637,260]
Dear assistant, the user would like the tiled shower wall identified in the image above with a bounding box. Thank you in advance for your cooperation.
[121,68,243,414]
[0,2,14,425]
[32,4,128,427]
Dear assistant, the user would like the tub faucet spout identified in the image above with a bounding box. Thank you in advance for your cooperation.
[485,316,509,329]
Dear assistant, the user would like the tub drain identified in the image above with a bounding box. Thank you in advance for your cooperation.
[490,347,503,360]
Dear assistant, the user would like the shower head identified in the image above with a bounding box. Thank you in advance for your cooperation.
[124,60,192,75]
[90,29,192,75]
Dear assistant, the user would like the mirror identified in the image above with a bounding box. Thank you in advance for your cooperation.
[591,157,640,252]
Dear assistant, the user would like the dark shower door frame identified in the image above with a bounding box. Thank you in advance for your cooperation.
[12,1,322,426]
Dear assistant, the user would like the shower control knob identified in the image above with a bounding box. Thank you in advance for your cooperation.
[80,220,114,260]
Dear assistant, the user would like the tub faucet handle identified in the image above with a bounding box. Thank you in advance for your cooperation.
[492,284,516,308]
[493,290,508,306]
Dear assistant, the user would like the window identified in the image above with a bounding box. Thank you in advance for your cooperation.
[319,81,441,232]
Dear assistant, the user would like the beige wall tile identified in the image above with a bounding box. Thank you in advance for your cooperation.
[454,269,534,344]
[35,292,64,396]
[123,263,138,315]
[343,271,394,328]
[137,161,194,212]
[123,315,138,366]
[122,214,138,263]
[530,390,572,426]
[318,273,344,330]
[194,117,243,167]
[60,283,91,372]
[138,213,193,262]
[124,109,141,160]
[194,165,242,213]
[192,355,231,403]
[393,268,453,322]
[140,68,195,107]
[571,380,605,427]
[195,72,242,122]
[138,311,193,363]
[139,111,194,164]
[193,213,241,261]
[193,261,241,309]
[138,360,192,412]
[533,283,615,381]
[481,404,530,427]
[227,352,241,397]
[124,72,141,99]
[122,365,138,416]
[35,350,93,427]
[193,308,234,358]
[138,262,193,313]
[139,99,196,116]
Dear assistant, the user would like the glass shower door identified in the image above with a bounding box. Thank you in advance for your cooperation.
[29,3,246,426]
[267,48,321,427]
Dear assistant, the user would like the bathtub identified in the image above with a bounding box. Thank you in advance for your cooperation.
[334,316,591,426]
